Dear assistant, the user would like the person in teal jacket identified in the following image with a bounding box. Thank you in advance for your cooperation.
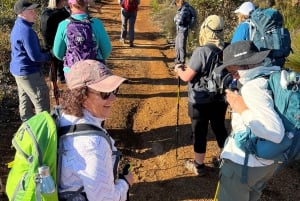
[53,0,112,74]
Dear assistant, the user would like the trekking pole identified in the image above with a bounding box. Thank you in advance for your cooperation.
[122,164,131,201]
[50,58,60,105]
[175,76,180,160]
[213,180,220,201]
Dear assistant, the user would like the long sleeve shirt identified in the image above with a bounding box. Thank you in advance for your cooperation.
[174,2,191,32]
[221,67,285,167]
[58,110,129,201]
[53,13,112,66]
[231,21,250,44]
[10,17,51,76]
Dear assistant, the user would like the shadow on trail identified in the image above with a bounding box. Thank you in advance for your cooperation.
[129,174,219,201]
[108,120,231,161]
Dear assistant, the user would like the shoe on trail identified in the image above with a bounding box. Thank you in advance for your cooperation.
[185,160,205,176]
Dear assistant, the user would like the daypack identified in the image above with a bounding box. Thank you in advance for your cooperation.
[6,111,59,201]
[64,17,97,68]
[248,8,292,67]
[187,5,197,29]
[195,44,232,101]
[6,110,118,201]
[233,69,300,182]
[122,0,139,12]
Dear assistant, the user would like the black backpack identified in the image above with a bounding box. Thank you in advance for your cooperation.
[199,44,232,99]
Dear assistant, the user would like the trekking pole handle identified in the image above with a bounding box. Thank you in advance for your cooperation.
[122,164,131,175]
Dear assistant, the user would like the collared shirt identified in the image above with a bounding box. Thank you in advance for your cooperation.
[58,110,129,201]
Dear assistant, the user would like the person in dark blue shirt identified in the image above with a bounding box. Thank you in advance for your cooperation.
[10,0,51,121]
[173,0,194,64]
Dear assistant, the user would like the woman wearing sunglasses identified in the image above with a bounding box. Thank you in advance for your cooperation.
[58,59,134,201]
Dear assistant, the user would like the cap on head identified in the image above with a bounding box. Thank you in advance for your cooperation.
[14,0,40,14]
[234,2,255,16]
[66,60,127,92]
[203,15,224,32]
[217,41,270,71]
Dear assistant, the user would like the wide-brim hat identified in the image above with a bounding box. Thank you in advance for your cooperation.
[14,0,40,14]
[67,60,127,92]
[216,41,271,73]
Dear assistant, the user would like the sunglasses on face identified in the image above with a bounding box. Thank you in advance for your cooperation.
[88,88,119,100]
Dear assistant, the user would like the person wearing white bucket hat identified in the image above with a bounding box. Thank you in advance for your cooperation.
[231,1,255,43]
[216,41,284,201]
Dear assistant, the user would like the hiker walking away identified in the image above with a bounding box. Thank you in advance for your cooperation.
[215,40,284,201]
[10,0,51,121]
[173,0,194,65]
[53,0,112,75]
[175,15,228,176]
[40,0,70,84]
[231,1,255,44]
[58,60,134,201]
[119,0,140,47]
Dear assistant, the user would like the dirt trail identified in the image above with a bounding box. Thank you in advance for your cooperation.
[94,1,300,201]
[94,0,228,200]
[0,0,299,200]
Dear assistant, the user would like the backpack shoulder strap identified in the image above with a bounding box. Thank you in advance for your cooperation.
[57,123,117,191]
[59,123,112,149]
[204,44,222,78]
[68,16,93,23]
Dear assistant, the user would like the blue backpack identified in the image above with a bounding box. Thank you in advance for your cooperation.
[249,8,292,67]
[234,70,300,183]
[64,17,97,68]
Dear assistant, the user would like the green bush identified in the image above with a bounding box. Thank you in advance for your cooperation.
[286,30,300,72]
[152,0,300,69]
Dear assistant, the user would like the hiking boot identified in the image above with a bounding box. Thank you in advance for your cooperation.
[119,38,125,44]
[212,156,221,168]
[129,41,134,47]
[185,160,205,176]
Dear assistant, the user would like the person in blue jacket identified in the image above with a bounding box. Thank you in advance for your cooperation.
[10,0,51,121]
[53,0,112,74]
[173,0,194,65]
[231,2,255,44]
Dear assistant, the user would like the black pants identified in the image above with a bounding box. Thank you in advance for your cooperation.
[49,57,65,82]
[188,101,228,153]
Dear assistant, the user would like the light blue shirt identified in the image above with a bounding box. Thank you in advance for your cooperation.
[231,22,250,44]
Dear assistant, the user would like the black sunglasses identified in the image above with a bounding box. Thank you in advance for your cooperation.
[88,88,119,100]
